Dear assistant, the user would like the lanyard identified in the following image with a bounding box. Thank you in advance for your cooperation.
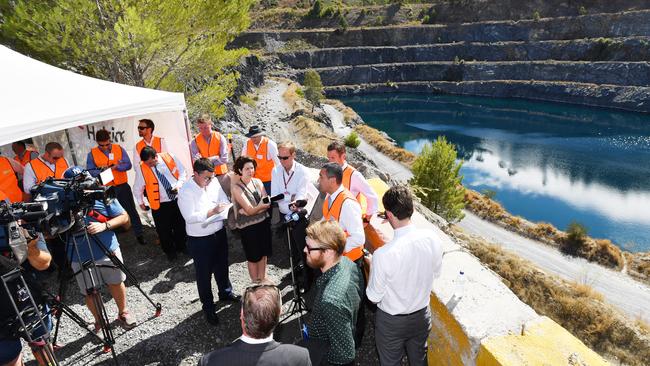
[283,170,295,190]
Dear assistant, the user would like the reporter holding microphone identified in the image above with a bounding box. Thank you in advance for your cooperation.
[231,156,272,283]
[178,158,240,326]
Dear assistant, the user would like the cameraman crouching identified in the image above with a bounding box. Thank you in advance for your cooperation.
[0,217,52,365]
[63,167,136,336]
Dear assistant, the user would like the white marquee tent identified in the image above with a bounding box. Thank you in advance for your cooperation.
[0,45,192,174]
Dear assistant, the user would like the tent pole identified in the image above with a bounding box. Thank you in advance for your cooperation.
[64,129,78,166]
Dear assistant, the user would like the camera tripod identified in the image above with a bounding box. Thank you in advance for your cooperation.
[279,217,310,337]
[1,267,59,366]
[48,220,162,365]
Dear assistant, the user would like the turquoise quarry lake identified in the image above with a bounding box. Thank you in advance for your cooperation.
[340,93,650,252]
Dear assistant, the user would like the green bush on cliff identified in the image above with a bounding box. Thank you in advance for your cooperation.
[344,131,362,148]
[410,136,465,222]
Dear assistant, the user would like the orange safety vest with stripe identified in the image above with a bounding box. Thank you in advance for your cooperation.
[322,188,364,262]
[90,144,128,186]
[0,157,22,203]
[29,157,69,184]
[195,131,228,175]
[14,149,37,166]
[342,164,369,217]
[140,153,179,211]
[246,137,274,182]
[136,136,162,157]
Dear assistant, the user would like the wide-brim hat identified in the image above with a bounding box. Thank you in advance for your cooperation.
[245,125,264,138]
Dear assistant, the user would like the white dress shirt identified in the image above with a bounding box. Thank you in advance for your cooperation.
[22,156,70,192]
[240,334,274,344]
[178,177,230,237]
[241,137,281,167]
[270,160,309,215]
[366,224,443,315]
[132,136,170,167]
[134,153,186,205]
[323,185,364,253]
[342,162,379,216]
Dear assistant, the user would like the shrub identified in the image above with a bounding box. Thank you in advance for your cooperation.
[307,0,323,18]
[481,189,496,199]
[344,131,361,148]
[410,136,465,222]
[303,69,324,112]
[420,6,436,24]
[295,88,305,97]
[578,6,587,15]
[338,12,349,30]
[239,94,256,107]
[532,10,541,21]
[563,221,588,255]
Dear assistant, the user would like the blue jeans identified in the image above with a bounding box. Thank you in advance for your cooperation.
[187,229,233,312]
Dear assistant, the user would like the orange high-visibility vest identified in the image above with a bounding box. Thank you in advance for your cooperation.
[14,149,37,166]
[91,144,128,186]
[0,189,8,202]
[136,136,162,157]
[342,164,369,217]
[29,157,69,184]
[322,188,364,261]
[140,153,179,211]
[195,131,228,175]
[0,157,22,203]
[246,137,273,182]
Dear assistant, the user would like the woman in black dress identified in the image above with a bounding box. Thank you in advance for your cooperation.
[231,156,272,282]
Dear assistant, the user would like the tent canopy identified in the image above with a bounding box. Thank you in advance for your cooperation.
[0,46,186,146]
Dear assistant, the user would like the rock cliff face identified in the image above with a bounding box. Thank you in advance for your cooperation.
[233,8,650,113]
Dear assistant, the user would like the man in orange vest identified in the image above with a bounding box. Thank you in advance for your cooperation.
[0,155,24,203]
[326,141,385,253]
[134,146,187,261]
[23,142,70,197]
[11,141,38,166]
[189,114,229,179]
[86,129,145,245]
[241,125,280,194]
[318,163,365,262]
[133,118,168,167]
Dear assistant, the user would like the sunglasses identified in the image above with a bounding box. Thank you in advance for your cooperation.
[98,142,111,147]
[137,126,148,130]
[304,242,326,252]
[278,155,291,160]
[202,175,214,182]
[377,211,387,219]
[52,156,62,161]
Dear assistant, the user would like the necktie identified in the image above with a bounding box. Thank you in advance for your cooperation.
[154,165,176,200]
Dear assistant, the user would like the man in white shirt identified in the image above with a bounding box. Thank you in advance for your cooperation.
[366,185,443,366]
[178,158,240,326]
[134,146,187,261]
[270,141,313,290]
[22,142,70,195]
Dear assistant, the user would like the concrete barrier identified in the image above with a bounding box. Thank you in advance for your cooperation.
[366,178,609,365]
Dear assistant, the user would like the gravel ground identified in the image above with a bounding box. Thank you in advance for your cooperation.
[23,222,381,365]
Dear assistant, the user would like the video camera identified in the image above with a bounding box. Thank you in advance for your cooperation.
[29,170,115,236]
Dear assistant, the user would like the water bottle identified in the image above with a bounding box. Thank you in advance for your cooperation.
[453,271,466,299]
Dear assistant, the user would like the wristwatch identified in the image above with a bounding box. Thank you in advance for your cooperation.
[105,222,112,231]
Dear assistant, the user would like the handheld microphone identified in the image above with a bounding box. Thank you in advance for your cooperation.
[291,199,308,208]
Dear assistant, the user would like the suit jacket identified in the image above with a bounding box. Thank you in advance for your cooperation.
[199,339,312,366]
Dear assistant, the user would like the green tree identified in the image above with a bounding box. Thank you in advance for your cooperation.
[1,0,254,117]
[344,131,361,148]
[410,136,465,222]
[303,69,324,112]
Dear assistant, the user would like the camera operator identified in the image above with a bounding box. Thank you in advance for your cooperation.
[63,167,136,336]
[0,222,52,366]
[270,141,313,290]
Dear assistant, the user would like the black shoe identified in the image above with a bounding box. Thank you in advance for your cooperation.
[204,310,219,326]
[136,235,146,245]
[219,293,241,302]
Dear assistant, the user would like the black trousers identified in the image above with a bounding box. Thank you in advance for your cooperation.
[354,258,367,349]
[187,229,233,312]
[151,200,187,255]
[114,183,143,236]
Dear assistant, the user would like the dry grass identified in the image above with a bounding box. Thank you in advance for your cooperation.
[282,80,307,111]
[353,124,415,165]
[323,99,362,125]
[625,252,650,285]
[451,227,650,366]
[292,115,338,156]
[465,188,626,270]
